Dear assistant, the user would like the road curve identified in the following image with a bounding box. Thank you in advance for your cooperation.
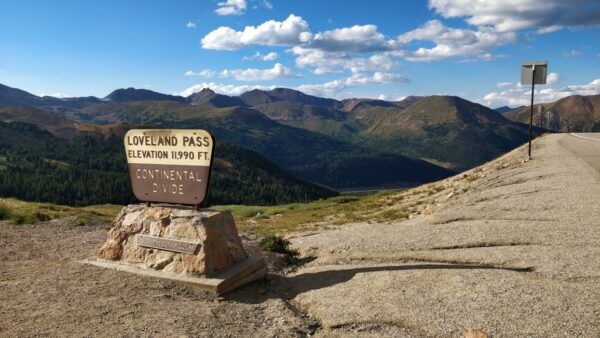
[570,132,600,142]
[560,133,600,174]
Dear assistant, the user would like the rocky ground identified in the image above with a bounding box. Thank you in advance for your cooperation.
[1,133,599,337]
[0,218,323,337]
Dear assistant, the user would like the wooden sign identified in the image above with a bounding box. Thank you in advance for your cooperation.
[124,129,215,205]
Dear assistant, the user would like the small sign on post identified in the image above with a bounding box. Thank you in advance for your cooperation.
[124,129,215,207]
[520,60,548,160]
[521,61,547,85]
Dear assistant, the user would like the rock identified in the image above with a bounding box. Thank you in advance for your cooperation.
[146,251,174,270]
[421,204,433,216]
[120,210,145,233]
[465,328,488,338]
[98,239,122,260]
[98,204,248,277]
[86,220,107,227]
[121,237,145,263]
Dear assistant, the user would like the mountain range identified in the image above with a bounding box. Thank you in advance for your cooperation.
[0,84,454,189]
[3,82,591,207]
[504,94,600,132]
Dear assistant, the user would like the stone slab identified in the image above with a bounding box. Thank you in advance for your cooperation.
[81,255,266,295]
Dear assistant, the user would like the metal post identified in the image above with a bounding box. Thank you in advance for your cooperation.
[539,106,543,136]
[528,67,535,160]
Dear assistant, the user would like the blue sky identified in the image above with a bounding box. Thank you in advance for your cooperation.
[1,0,599,107]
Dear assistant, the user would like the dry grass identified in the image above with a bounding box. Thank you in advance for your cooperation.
[0,198,122,225]
[213,184,447,236]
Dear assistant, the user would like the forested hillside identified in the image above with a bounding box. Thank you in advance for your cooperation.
[0,121,337,206]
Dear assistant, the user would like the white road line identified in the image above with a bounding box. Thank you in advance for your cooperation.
[570,133,600,142]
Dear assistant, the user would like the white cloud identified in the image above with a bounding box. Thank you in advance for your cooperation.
[201,12,522,71]
[261,0,273,10]
[428,0,600,33]
[177,70,408,99]
[215,0,247,16]
[243,51,278,61]
[40,92,68,98]
[221,63,299,81]
[457,53,509,63]
[185,69,215,78]
[371,72,408,83]
[201,14,310,50]
[483,78,600,107]
[298,72,409,97]
[309,24,388,53]
[547,72,559,85]
[562,79,600,95]
[497,82,512,88]
[377,94,387,100]
[177,83,276,97]
[186,21,196,29]
[562,49,583,58]
[200,16,390,56]
[292,47,398,74]
[285,24,394,73]
[393,20,517,61]
[262,52,278,61]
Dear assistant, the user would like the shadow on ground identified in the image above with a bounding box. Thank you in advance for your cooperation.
[222,263,533,304]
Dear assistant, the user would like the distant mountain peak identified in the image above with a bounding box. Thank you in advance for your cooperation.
[105,87,187,103]
[240,87,340,107]
[198,88,215,95]
[188,88,246,108]
[493,105,523,114]
[341,98,400,112]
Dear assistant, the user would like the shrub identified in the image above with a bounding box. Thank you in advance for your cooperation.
[259,235,299,257]
[74,216,87,226]
[0,203,43,224]
[8,210,39,224]
[0,202,10,220]
[34,211,51,222]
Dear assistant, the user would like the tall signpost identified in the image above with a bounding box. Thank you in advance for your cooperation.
[521,61,548,160]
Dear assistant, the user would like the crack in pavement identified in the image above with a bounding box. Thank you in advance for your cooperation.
[428,242,535,251]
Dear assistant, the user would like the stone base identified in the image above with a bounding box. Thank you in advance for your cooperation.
[92,204,266,294]
[82,256,267,294]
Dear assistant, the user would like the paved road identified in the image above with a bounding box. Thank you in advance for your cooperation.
[562,133,600,174]
[570,132,600,142]
[288,133,600,337]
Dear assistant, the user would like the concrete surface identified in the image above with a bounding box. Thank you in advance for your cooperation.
[289,133,600,337]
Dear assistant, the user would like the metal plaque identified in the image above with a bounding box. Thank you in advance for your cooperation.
[521,60,547,85]
[124,129,215,205]
[136,234,199,254]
